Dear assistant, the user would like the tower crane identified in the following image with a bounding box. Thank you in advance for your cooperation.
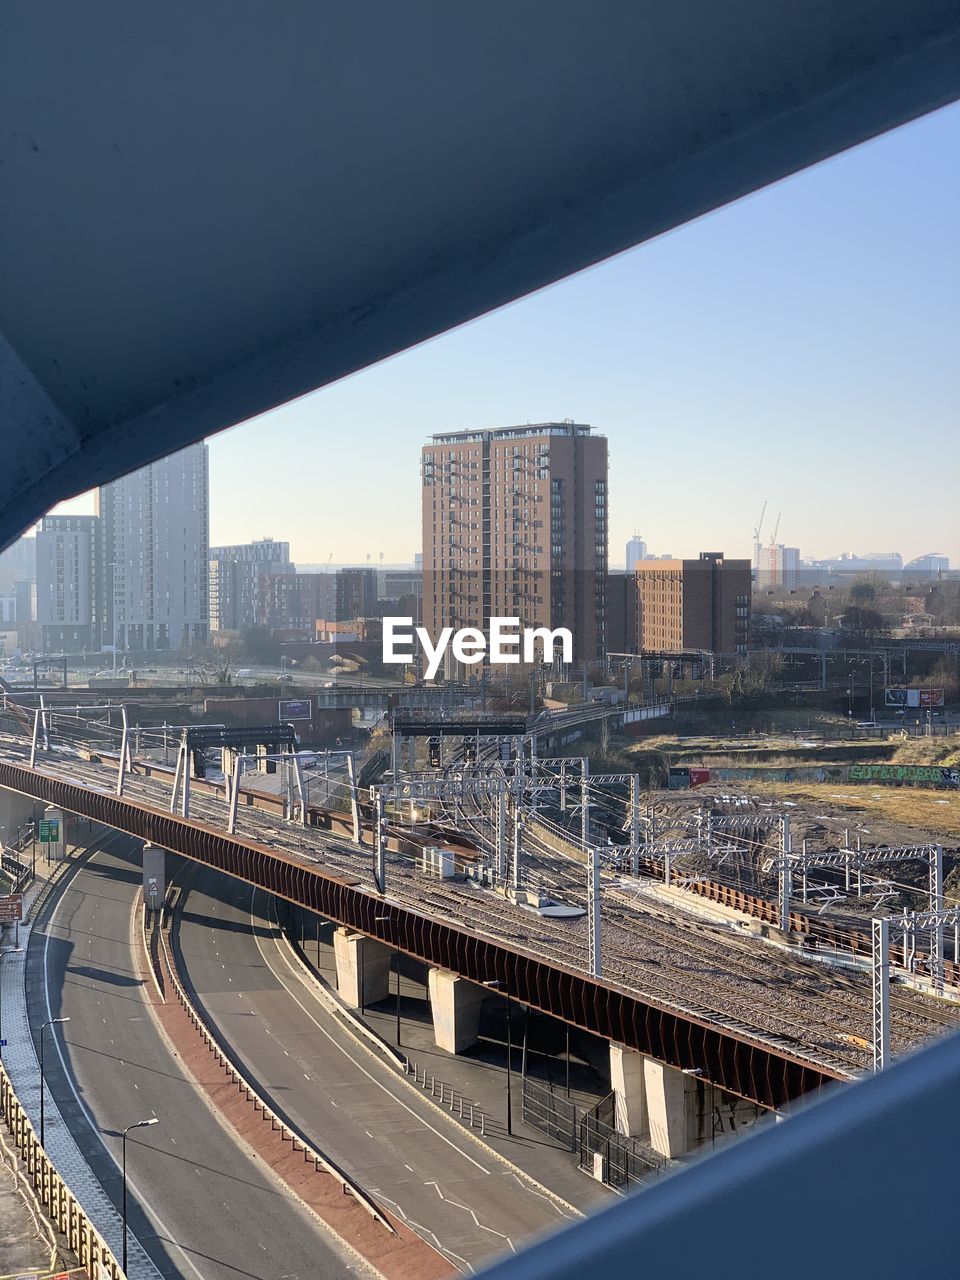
[753,501,767,563]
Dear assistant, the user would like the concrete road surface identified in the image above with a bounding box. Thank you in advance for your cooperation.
[27,831,364,1280]
[175,866,580,1273]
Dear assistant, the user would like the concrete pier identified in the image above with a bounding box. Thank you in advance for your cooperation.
[427,968,485,1054]
[609,1045,720,1158]
[333,928,393,1007]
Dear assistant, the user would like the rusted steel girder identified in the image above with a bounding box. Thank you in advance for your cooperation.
[1,763,845,1109]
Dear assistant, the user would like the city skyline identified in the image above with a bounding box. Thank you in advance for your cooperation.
[42,99,960,567]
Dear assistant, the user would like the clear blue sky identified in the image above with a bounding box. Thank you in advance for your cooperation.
[56,100,960,568]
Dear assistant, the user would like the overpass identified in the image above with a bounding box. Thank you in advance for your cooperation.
[0,707,905,1129]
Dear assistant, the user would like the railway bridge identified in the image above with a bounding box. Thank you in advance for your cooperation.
[7,703,952,1160]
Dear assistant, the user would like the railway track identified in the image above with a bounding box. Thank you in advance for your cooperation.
[3,726,957,1080]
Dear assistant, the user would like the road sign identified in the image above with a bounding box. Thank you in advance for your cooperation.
[0,894,23,923]
[38,819,60,843]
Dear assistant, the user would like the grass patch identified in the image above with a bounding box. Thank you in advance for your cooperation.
[746,780,960,839]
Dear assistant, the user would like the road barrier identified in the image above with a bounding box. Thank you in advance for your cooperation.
[149,911,395,1233]
[401,1059,490,1136]
[0,1064,124,1280]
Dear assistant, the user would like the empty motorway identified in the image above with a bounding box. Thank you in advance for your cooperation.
[27,830,367,1280]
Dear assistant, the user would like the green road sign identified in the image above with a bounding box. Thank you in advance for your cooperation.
[38,819,60,843]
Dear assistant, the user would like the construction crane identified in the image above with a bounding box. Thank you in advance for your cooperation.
[768,511,781,548]
[753,501,767,564]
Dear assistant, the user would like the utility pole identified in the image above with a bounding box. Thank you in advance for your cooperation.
[778,814,792,933]
[580,758,590,850]
[629,773,640,878]
[587,845,601,978]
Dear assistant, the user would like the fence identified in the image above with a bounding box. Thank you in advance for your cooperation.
[521,1077,663,1192]
[520,1075,578,1151]
[578,1094,662,1191]
[0,1063,124,1280]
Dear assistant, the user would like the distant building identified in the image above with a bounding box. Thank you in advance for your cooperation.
[757,544,800,590]
[209,538,292,632]
[625,535,647,572]
[605,573,638,653]
[422,422,608,667]
[335,567,378,621]
[802,551,903,579]
[0,535,36,591]
[98,443,210,653]
[36,514,101,651]
[257,572,335,636]
[904,552,950,578]
[634,552,751,654]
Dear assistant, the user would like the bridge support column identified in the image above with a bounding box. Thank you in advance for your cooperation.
[333,928,391,1008]
[427,968,484,1054]
[610,1046,708,1158]
[610,1043,647,1137]
[643,1057,700,1158]
[0,788,35,839]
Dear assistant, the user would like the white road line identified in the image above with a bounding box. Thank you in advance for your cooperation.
[248,888,491,1174]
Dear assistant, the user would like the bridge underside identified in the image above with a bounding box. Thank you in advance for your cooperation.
[2,760,841,1110]
[3,4,960,548]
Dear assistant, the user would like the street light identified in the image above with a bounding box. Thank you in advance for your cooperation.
[40,1016,69,1145]
[122,1117,159,1272]
[375,915,401,1048]
[483,980,512,1135]
[0,947,23,1060]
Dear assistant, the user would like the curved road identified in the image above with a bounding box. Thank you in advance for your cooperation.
[27,830,364,1280]
[174,866,580,1273]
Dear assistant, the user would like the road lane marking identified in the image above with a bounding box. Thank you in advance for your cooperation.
[249,888,490,1175]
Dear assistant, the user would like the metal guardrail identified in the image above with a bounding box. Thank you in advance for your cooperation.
[400,1059,491,1135]
[152,917,395,1233]
[0,1063,125,1280]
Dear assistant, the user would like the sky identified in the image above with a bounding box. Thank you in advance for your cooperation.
[52,100,960,568]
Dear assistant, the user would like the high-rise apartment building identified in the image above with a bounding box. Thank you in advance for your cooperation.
[626,535,647,572]
[422,422,608,664]
[209,538,291,632]
[98,443,210,654]
[335,568,378,621]
[36,515,101,651]
[635,552,751,654]
[0,535,36,592]
[757,544,800,591]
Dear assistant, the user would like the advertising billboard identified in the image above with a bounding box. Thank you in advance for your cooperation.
[885,687,945,708]
[279,698,312,722]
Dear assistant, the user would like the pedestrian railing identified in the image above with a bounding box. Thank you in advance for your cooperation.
[400,1058,492,1136]
[0,1062,125,1280]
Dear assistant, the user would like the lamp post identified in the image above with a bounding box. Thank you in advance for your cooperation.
[40,1016,69,1145]
[122,1117,159,1272]
[375,914,400,1048]
[0,947,23,1059]
[483,980,512,1135]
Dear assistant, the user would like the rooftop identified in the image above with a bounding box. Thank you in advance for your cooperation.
[429,421,596,445]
